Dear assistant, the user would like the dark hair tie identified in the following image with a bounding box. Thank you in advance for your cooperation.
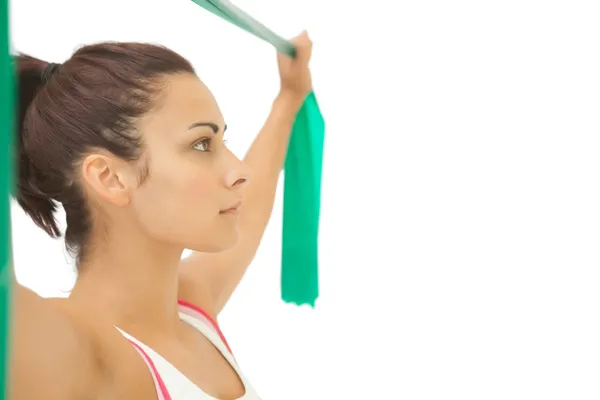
[41,62,60,83]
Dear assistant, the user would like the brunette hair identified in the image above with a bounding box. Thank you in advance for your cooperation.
[16,42,195,262]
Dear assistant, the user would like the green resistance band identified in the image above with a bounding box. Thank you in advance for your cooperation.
[0,0,13,396]
[190,0,324,307]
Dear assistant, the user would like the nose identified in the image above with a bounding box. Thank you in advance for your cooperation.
[225,160,251,191]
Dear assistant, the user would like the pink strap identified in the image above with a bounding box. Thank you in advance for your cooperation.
[126,300,232,399]
[177,299,233,355]
[129,340,172,400]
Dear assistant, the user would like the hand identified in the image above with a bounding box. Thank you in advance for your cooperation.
[277,31,313,104]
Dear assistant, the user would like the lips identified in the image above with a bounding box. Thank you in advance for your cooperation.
[220,201,242,215]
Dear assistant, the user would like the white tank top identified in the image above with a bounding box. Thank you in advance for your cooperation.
[116,300,261,400]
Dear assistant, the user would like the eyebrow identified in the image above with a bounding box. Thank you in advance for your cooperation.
[187,122,227,134]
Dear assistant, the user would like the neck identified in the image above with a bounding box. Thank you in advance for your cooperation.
[70,226,184,337]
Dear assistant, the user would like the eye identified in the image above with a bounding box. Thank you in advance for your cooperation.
[193,138,212,152]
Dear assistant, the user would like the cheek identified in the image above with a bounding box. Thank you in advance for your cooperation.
[131,163,219,237]
[153,152,217,205]
[182,172,215,201]
[171,167,221,224]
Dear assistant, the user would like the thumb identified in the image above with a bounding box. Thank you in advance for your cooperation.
[291,31,312,63]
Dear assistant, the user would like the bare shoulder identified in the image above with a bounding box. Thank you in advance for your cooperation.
[10,287,155,399]
[9,287,102,399]
[51,297,159,399]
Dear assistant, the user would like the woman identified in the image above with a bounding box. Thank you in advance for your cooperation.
[11,31,313,399]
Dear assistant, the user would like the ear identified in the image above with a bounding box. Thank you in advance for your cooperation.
[81,153,137,207]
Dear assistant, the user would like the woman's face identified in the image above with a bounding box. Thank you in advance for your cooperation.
[130,73,250,253]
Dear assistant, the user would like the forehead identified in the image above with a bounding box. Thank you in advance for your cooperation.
[139,73,224,135]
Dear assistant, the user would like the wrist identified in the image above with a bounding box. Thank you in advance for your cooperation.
[275,90,306,111]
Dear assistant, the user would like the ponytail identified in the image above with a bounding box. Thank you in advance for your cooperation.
[15,55,60,237]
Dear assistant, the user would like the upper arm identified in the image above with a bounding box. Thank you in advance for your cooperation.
[8,286,101,400]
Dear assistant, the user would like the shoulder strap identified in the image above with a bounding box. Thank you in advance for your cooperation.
[177,299,233,355]
[116,328,173,400]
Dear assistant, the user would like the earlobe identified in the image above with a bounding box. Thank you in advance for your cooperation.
[81,154,132,207]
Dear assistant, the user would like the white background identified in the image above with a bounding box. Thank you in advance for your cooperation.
[10,0,600,398]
